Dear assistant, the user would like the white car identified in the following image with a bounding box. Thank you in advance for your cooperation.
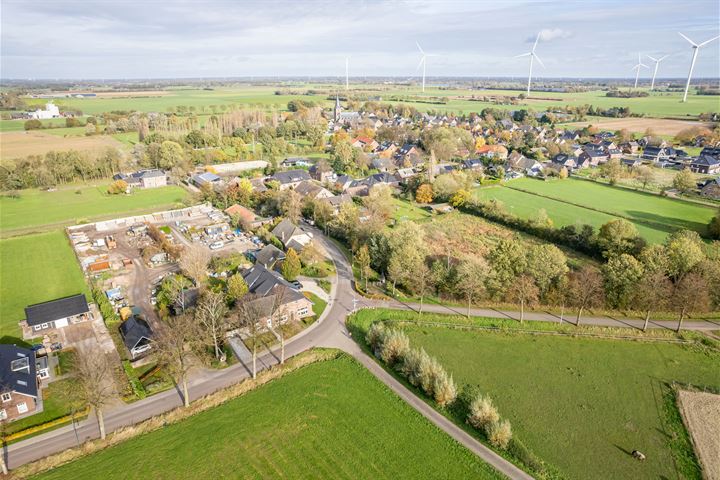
[209,241,224,250]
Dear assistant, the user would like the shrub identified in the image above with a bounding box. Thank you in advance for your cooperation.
[419,354,443,397]
[365,323,386,353]
[24,119,42,130]
[432,369,457,406]
[487,419,513,449]
[399,347,424,386]
[378,329,410,366]
[468,394,499,430]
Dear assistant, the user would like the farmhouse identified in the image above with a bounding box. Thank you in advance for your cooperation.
[690,155,720,175]
[113,169,168,189]
[0,345,41,422]
[272,219,313,251]
[28,102,60,120]
[241,264,314,323]
[119,316,154,359]
[21,294,90,338]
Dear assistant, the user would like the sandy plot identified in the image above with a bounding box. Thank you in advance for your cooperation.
[0,131,123,159]
[677,390,720,480]
[564,118,714,136]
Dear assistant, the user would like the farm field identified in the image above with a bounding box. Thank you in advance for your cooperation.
[563,117,716,136]
[0,130,124,159]
[0,231,89,338]
[475,177,715,242]
[0,117,68,133]
[0,184,188,235]
[351,310,719,480]
[34,355,502,480]
[14,84,719,119]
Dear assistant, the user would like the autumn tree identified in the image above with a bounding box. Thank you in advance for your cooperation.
[486,238,527,298]
[596,219,644,258]
[155,313,201,407]
[567,266,604,325]
[356,244,372,291]
[602,253,645,309]
[71,346,117,439]
[672,168,696,194]
[635,165,655,190]
[415,183,434,204]
[278,188,302,223]
[227,274,249,304]
[632,272,672,331]
[671,273,709,332]
[665,230,705,283]
[179,244,211,289]
[281,248,301,281]
[525,244,568,300]
[506,274,539,322]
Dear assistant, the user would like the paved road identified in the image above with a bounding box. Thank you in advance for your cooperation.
[7,228,716,478]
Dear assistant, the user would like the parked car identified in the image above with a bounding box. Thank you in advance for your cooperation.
[290,280,302,290]
[209,241,224,250]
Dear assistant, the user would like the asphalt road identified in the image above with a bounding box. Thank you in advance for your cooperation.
[6,228,715,479]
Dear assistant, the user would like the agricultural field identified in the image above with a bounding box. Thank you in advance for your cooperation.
[563,117,716,136]
[0,184,188,236]
[13,84,719,120]
[677,390,720,480]
[34,355,502,480]
[475,177,716,243]
[0,130,123,159]
[0,117,68,133]
[0,231,89,338]
[350,310,719,480]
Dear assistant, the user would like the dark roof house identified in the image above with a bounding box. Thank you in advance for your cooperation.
[24,294,89,328]
[0,345,38,400]
[119,317,154,359]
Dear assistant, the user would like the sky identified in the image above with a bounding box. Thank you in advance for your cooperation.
[2,0,719,80]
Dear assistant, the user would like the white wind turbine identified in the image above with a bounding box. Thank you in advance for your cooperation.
[515,32,545,96]
[631,53,649,89]
[678,32,720,102]
[345,57,349,91]
[416,42,437,93]
[646,54,668,90]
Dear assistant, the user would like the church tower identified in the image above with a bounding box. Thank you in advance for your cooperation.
[334,94,341,122]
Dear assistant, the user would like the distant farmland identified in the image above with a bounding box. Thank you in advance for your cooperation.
[474,177,715,243]
[0,130,124,159]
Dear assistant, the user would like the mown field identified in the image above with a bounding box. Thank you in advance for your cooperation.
[0,231,89,338]
[0,130,124,159]
[350,310,719,480]
[34,355,502,480]
[0,184,188,235]
[8,84,716,120]
[475,177,715,243]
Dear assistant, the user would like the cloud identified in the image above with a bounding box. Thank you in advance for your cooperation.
[527,28,573,43]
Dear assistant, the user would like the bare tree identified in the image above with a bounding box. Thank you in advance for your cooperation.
[71,346,117,440]
[567,266,604,326]
[195,291,229,362]
[632,272,672,331]
[506,274,539,323]
[235,295,265,378]
[456,258,489,318]
[671,272,709,332]
[415,262,432,315]
[155,314,201,407]
[165,274,193,314]
[267,288,288,364]
[178,244,211,289]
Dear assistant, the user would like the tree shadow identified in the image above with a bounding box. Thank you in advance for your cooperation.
[626,210,709,236]
[613,444,634,457]
[0,336,32,348]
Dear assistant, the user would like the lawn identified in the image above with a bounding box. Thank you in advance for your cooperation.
[34,355,502,480]
[350,310,718,480]
[0,184,188,235]
[475,177,716,242]
[392,197,432,222]
[0,231,89,337]
[5,378,82,437]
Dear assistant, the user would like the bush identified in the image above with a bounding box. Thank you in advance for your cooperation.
[468,394,500,430]
[365,323,386,352]
[378,329,410,366]
[24,119,42,130]
[432,369,457,406]
[399,347,424,386]
[419,354,443,397]
[108,179,128,195]
[487,419,513,449]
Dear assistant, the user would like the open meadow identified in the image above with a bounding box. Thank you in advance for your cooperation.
[33,355,502,480]
[349,309,719,480]
[0,184,188,236]
[0,130,124,159]
[0,231,89,338]
[475,177,716,242]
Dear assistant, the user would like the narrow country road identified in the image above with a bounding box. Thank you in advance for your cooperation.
[6,227,716,479]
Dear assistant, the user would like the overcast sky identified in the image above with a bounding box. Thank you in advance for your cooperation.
[2,0,719,79]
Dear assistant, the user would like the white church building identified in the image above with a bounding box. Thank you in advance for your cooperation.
[29,102,61,119]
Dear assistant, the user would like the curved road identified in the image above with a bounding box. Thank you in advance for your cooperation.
[6,229,715,478]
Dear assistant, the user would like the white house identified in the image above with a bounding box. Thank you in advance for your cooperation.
[29,102,61,120]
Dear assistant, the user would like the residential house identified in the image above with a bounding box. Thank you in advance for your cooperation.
[621,158,643,169]
[690,155,720,175]
[620,141,640,154]
[462,158,484,172]
[371,156,395,172]
[294,180,333,200]
[559,130,580,142]
[272,219,313,251]
[334,174,353,192]
[272,170,312,190]
[119,316,154,359]
[376,142,398,159]
[241,264,314,325]
[224,204,271,229]
[351,136,379,151]
[551,153,578,170]
[113,169,168,189]
[395,143,421,164]
[249,177,268,193]
[578,148,608,166]
[0,345,40,422]
[476,145,508,160]
[642,146,671,162]
[282,157,312,168]
[191,172,222,189]
[252,244,286,269]
[309,163,335,183]
[21,294,90,338]
[607,148,623,160]
[699,177,720,199]
[320,194,352,215]
[506,151,543,176]
[699,147,720,159]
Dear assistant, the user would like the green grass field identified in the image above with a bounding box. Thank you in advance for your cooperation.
[475,177,715,242]
[392,198,432,222]
[0,184,188,235]
[348,310,719,480]
[34,355,502,480]
[0,231,89,337]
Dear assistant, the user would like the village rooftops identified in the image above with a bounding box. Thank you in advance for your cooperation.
[24,294,89,327]
[0,345,38,398]
[272,170,312,185]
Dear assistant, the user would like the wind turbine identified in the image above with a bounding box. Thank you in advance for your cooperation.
[646,54,668,90]
[416,42,437,93]
[631,53,648,89]
[515,32,545,96]
[345,57,349,91]
[678,32,720,102]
